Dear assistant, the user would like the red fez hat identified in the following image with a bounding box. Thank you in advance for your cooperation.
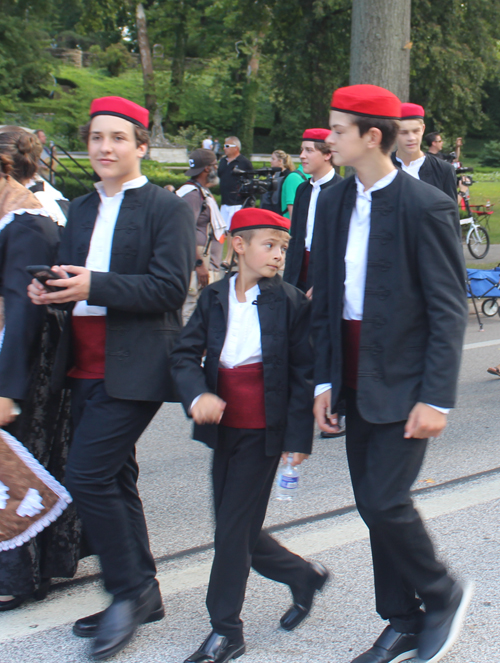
[230,208,291,234]
[331,84,401,120]
[302,128,331,143]
[90,96,149,129]
[400,102,425,120]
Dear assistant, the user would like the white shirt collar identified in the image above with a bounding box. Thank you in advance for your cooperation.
[395,154,426,169]
[229,274,260,304]
[310,168,336,189]
[355,169,398,201]
[94,175,148,199]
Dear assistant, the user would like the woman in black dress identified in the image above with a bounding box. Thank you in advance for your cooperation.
[0,129,82,610]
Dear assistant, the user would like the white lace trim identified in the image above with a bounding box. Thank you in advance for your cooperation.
[0,208,50,235]
[0,429,73,551]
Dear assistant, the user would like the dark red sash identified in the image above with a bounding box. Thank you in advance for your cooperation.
[299,249,310,284]
[342,319,362,390]
[68,316,106,379]
[217,362,266,429]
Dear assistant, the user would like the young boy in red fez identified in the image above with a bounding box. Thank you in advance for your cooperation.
[172,207,328,663]
[392,103,458,212]
[312,84,472,663]
[28,96,196,660]
[283,128,342,296]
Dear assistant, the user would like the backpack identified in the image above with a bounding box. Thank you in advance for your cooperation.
[260,169,307,215]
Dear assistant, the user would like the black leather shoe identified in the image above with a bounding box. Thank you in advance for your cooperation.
[90,583,163,660]
[417,580,474,662]
[0,596,24,612]
[280,562,330,631]
[73,585,164,638]
[184,631,245,663]
[351,626,418,663]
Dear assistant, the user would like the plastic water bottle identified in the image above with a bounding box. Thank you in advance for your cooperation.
[276,455,299,501]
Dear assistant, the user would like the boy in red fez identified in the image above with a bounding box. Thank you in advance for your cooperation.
[283,128,342,296]
[172,207,329,663]
[392,102,458,215]
[28,96,196,659]
[312,84,471,663]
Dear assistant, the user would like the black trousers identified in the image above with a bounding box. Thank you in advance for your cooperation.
[206,426,311,641]
[345,389,454,633]
[65,379,161,600]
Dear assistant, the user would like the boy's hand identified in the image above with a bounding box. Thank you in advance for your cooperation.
[313,390,340,434]
[281,452,309,466]
[0,397,17,427]
[191,393,226,425]
[404,402,447,439]
[34,265,90,305]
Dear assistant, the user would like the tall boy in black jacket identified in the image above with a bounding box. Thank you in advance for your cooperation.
[171,208,328,663]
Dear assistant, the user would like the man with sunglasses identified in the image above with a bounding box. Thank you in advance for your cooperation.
[217,136,252,227]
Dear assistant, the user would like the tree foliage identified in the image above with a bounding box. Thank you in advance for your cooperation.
[2,0,500,152]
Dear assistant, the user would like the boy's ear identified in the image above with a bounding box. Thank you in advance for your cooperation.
[232,235,245,255]
[366,127,383,150]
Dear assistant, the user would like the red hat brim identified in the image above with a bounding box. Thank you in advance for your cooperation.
[331,84,401,120]
[90,96,149,128]
[230,208,291,234]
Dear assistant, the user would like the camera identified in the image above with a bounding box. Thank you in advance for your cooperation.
[232,167,281,204]
[456,165,473,187]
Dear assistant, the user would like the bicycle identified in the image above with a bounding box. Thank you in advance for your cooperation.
[457,167,490,260]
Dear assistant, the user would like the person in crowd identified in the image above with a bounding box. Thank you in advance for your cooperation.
[35,129,57,183]
[0,126,68,227]
[0,129,77,611]
[171,207,328,663]
[283,129,342,296]
[217,136,252,227]
[176,148,226,324]
[28,96,195,660]
[269,149,306,219]
[213,138,221,160]
[424,131,444,158]
[202,135,214,150]
[392,104,458,209]
[312,83,472,663]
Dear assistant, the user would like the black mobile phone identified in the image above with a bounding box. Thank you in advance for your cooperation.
[26,265,65,292]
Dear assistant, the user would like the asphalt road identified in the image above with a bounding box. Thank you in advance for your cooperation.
[2,312,500,663]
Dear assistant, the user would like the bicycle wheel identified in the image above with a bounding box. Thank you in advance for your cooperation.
[482,298,499,317]
[467,225,490,259]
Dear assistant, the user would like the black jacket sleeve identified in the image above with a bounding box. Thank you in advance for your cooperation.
[416,197,468,407]
[170,287,212,415]
[284,290,315,454]
[88,196,196,313]
[0,214,59,400]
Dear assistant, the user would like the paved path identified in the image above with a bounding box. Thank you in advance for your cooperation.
[2,314,500,662]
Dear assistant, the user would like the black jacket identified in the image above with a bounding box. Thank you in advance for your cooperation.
[218,154,253,206]
[392,152,458,204]
[311,171,467,424]
[52,182,196,402]
[283,172,343,289]
[171,275,314,456]
[0,212,60,400]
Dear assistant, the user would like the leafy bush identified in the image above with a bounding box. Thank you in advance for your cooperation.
[479,141,500,167]
[168,124,207,151]
[89,43,135,77]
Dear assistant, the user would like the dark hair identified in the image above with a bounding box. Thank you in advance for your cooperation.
[424,131,441,148]
[351,116,399,155]
[313,141,334,166]
[79,120,150,147]
[0,128,42,182]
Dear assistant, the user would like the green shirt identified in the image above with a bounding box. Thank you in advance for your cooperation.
[281,169,309,219]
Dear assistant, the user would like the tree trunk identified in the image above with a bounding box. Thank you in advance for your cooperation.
[136,3,156,116]
[349,0,412,101]
[165,2,187,132]
[239,34,263,157]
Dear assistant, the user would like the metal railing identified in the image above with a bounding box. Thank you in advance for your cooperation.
[40,142,93,195]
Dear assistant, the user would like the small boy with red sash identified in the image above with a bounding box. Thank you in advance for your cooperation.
[171,208,329,663]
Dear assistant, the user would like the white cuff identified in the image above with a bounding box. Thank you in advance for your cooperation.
[189,394,203,414]
[425,403,450,414]
[314,383,332,398]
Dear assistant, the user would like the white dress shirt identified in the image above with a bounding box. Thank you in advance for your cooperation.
[315,169,448,414]
[304,168,336,251]
[73,175,148,317]
[219,275,262,368]
[191,275,262,410]
[395,154,426,180]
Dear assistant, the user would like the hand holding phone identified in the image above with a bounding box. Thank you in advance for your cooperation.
[26,265,67,292]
